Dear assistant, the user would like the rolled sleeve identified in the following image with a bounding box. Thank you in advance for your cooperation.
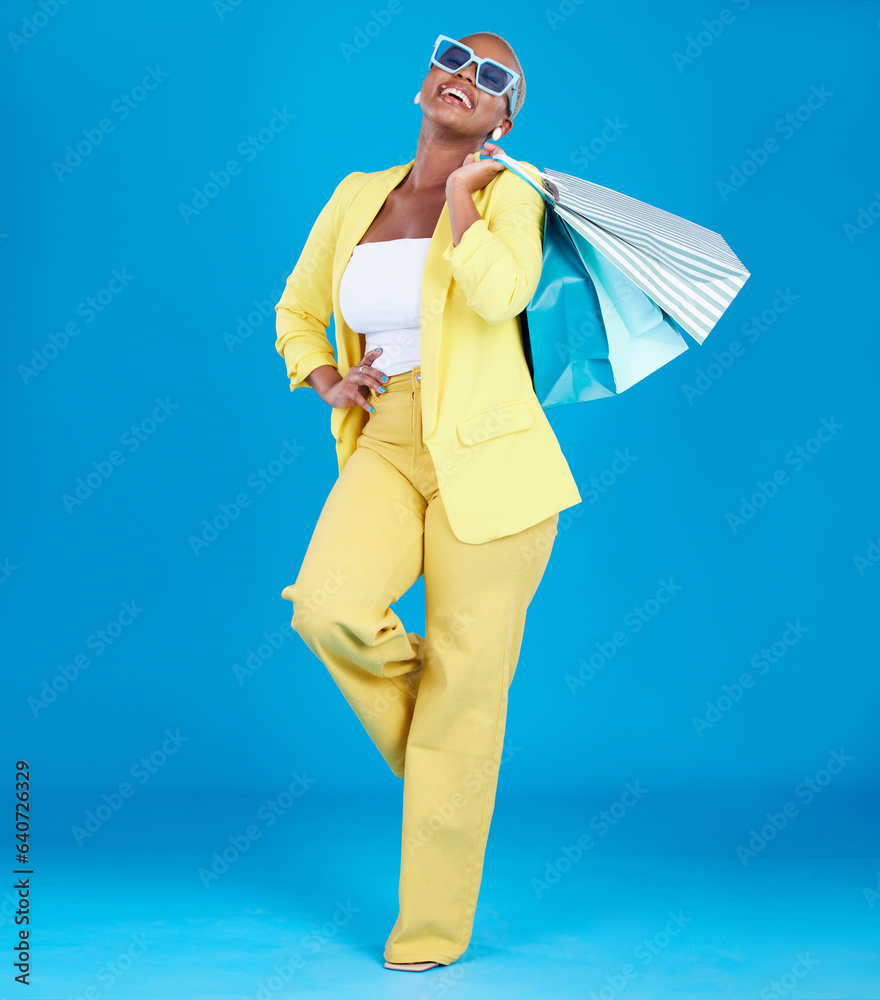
[282,348,338,392]
[441,167,546,326]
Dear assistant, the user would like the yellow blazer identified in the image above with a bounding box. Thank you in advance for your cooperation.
[274,158,583,545]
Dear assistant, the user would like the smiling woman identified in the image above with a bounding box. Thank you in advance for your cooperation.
[274,29,581,975]
[430,33,523,118]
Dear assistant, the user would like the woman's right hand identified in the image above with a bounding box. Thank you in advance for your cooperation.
[322,347,388,412]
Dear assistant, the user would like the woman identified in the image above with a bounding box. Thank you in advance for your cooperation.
[274,31,582,972]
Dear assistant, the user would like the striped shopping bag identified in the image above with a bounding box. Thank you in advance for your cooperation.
[483,150,751,407]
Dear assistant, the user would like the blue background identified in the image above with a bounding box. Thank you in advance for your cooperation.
[2,1,878,997]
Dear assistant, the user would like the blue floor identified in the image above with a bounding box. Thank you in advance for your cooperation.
[9,789,879,999]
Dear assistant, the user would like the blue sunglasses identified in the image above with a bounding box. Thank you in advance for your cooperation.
[430,35,520,117]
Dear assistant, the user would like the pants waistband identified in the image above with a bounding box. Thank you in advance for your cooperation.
[371,365,421,394]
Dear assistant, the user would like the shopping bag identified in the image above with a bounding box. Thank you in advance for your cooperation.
[483,150,751,408]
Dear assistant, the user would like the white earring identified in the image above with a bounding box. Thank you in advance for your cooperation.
[414,92,420,104]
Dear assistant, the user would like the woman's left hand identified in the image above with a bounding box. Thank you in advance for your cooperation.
[446,142,507,195]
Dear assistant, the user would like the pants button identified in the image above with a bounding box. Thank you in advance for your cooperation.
[424,445,428,451]
[416,373,421,381]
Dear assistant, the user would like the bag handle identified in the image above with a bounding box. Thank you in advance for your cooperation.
[476,148,559,206]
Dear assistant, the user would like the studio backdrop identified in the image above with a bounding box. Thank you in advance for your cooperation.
[3,0,877,883]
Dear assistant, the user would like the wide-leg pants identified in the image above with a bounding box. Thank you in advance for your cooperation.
[281,364,559,966]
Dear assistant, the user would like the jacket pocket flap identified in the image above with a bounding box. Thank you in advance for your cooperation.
[456,400,535,447]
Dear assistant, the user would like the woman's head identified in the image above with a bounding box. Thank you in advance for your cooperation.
[417,32,526,144]
[465,32,526,119]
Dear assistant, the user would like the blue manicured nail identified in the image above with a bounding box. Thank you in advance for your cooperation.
[369,405,375,412]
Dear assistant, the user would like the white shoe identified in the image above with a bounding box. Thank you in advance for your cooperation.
[384,959,443,972]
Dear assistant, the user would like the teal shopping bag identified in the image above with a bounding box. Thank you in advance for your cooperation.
[522,208,694,408]
[481,150,751,409]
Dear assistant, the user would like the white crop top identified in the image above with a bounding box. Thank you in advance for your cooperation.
[338,238,431,377]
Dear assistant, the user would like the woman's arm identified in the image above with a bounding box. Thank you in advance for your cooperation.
[446,177,483,246]
[304,363,342,399]
[442,164,546,327]
[274,171,363,392]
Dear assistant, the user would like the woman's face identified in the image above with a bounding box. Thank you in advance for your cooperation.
[418,34,515,141]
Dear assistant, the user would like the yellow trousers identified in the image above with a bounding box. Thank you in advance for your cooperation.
[281,364,559,966]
